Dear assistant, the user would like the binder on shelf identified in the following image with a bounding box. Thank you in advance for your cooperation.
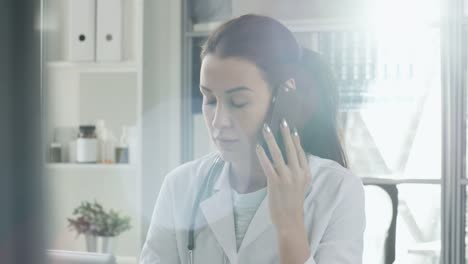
[68,0,96,61]
[96,0,123,62]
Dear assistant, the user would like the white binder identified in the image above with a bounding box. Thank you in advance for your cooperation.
[68,0,96,61]
[96,0,123,61]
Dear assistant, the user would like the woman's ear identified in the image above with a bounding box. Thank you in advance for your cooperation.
[283,78,296,91]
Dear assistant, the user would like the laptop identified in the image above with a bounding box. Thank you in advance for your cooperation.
[46,250,117,264]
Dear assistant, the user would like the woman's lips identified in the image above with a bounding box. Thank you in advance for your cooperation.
[215,138,239,149]
[216,138,238,142]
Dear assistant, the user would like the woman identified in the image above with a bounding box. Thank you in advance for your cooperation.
[140,14,365,264]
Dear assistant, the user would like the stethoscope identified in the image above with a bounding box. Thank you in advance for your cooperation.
[187,154,226,264]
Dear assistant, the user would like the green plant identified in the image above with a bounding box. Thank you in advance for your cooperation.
[67,200,131,237]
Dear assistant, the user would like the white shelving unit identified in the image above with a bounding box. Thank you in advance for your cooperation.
[190,18,369,34]
[47,61,138,72]
[46,163,137,171]
[42,0,144,260]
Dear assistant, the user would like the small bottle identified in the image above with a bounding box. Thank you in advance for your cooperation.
[49,142,62,163]
[104,131,117,164]
[115,127,129,164]
[100,129,111,163]
[95,120,113,163]
[95,120,106,163]
[76,125,98,163]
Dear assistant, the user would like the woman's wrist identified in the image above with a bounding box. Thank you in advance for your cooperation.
[274,210,305,235]
[276,219,311,264]
[276,218,307,238]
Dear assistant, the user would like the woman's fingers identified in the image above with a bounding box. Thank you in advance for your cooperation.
[292,130,310,181]
[256,144,278,183]
[279,119,300,172]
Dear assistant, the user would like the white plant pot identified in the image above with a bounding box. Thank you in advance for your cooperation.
[85,234,117,254]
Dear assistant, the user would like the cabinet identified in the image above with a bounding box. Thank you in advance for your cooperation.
[42,0,143,259]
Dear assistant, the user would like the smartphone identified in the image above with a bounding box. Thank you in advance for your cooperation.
[259,83,301,163]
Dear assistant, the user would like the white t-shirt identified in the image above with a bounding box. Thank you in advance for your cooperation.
[231,187,267,250]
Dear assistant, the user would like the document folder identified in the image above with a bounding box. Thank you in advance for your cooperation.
[68,0,96,61]
[96,0,123,61]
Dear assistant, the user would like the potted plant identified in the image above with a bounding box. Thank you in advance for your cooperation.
[67,200,131,253]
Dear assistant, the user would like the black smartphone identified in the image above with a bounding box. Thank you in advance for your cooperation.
[259,83,301,163]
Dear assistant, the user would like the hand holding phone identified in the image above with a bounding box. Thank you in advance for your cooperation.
[259,82,301,163]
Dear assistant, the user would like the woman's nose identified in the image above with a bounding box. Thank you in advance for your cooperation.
[212,104,232,129]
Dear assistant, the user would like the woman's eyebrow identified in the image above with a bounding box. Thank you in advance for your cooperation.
[225,86,253,94]
[200,85,253,94]
[200,85,211,92]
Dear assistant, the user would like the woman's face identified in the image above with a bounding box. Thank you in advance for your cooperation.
[200,54,272,162]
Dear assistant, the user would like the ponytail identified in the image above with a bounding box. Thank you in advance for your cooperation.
[296,48,348,168]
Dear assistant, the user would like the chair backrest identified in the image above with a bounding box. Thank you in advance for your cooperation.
[363,185,396,264]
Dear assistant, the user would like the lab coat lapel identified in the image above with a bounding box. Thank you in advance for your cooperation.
[200,161,238,264]
[238,193,273,253]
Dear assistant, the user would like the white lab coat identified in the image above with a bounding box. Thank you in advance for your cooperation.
[140,152,365,264]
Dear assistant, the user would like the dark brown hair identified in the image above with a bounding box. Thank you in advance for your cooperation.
[201,14,348,168]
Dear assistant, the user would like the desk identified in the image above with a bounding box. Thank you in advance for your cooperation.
[47,250,138,264]
[116,256,138,264]
[408,240,440,256]
[407,240,440,264]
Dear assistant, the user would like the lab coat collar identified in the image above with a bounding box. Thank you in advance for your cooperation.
[201,160,274,261]
[200,161,238,263]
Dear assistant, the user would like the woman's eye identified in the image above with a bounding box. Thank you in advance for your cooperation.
[230,95,250,108]
[202,96,248,108]
[203,97,216,105]
[231,101,249,108]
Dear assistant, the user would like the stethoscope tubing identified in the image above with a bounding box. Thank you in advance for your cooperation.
[187,155,224,264]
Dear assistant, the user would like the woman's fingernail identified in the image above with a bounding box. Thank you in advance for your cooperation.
[293,127,299,136]
[281,118,288,128]
[263,123,271,133]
